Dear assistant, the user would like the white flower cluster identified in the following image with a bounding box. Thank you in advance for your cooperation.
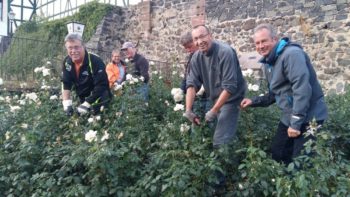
[101,130,109,142]
[242,68,254,77]
[88,115,101,124]
[34,66,50,77]
[173,103,184,111]
[84,129,120,143]
[25,92,38,102]
[20,82,27,88]
[171,88,184,103]
[149,61,155,66]
[49,95,58,100]
[10,105,21,112]
[85,130,97,142]
[180,123,190,133]
[125,74,144,85]
[248,84,259,92]
[114,84,123,91]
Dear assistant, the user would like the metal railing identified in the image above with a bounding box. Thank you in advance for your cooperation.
[0,35,178,83]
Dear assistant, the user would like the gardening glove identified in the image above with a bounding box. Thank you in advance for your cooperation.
[205,110,217,122]
[62,100,73,116]
[77,101,91,115]
[183,110,200,125]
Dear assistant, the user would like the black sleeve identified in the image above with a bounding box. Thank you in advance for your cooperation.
[139,57,150,83]
[250,92,276,107]
[61,56,73,91]
[85,54,110,104]
[180,79,187,94]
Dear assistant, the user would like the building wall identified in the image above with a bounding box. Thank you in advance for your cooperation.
[90,0,350,94]
[0,0,8,36]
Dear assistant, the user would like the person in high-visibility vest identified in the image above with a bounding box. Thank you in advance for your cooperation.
[61,33,111,116]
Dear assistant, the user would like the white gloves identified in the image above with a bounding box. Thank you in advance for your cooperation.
[77,101,91,115]
[62,100,72,111]
[62,100,73,116]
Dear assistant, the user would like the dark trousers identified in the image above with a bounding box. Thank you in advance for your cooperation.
[270,121,322,164]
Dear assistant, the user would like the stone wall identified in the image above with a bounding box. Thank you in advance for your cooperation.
[89,0,350,94]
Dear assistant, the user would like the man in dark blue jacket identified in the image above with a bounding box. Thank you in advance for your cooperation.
[240,24,328,164]
[62,33,111,116]
[121,41,149,101]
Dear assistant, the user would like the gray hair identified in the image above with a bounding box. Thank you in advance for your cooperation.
[179,32,193,46]
[254,23,277,38]
[193,25,211,34]
[64,33,83,44]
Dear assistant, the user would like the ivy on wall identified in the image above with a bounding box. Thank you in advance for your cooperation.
[0,1,113,80]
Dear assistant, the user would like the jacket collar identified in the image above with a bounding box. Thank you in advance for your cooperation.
[204,41,217,56]
[259,37,289,65]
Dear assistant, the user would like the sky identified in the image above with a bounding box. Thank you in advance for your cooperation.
[11,0,142,21]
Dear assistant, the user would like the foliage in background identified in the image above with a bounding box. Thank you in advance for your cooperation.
[0,1,113,80]
[0,62,349,196]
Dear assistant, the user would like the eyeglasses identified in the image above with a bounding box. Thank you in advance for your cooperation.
[66,45,83,51]
[193,33,209,42]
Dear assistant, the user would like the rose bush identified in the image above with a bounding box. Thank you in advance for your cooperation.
[0,65,349,196]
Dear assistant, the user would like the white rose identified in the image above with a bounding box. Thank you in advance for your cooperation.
[171,88,183,96]
[10,105,21,112]
[117,132,124,140]
[126,74,133,81]
[88,118,94,123]
[173,93,184,103]
[85,130,97,142]
[50,95,58,100]
[25,92,38,102]
[180,123,190,133]
[173,103,184,111]
[101,130,109,141]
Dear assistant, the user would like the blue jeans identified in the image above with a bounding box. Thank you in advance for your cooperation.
[136,83,149,102]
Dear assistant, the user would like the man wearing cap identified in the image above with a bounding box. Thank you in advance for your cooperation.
[121,41,150,101]
[61,33,111,116]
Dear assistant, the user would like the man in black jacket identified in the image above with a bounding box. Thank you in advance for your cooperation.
[61,33,111,115]
[121,41,150,101]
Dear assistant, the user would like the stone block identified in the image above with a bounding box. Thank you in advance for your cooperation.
[337,0,347,3]
[239,51,263,70]
[191,16,205,27]
[242,19,256,31]
[266,10,277,18]
[321,4,337,11]
[337,58,350,66]
[335,14,348,20]
[318,73,330,80]
[304,2,315,7]
[324,67,341,74]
